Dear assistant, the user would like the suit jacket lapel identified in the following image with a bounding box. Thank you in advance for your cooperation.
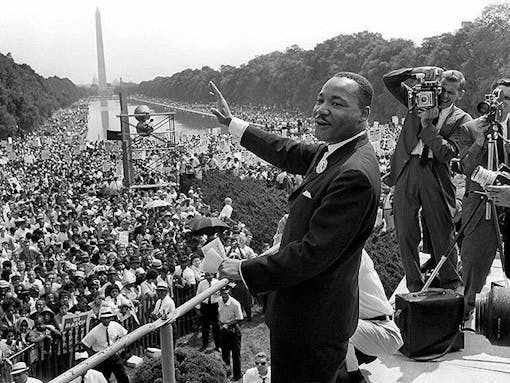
[289,135,368,201]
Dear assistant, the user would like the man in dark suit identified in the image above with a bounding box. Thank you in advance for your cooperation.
[210,72,381,383]
[383,67,471,292]
[457,78,510,321]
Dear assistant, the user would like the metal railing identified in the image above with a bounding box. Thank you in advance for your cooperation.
[48,278,229,383]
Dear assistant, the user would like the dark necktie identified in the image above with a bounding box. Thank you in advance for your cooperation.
[81,375,85,383]
[106,326,110,346]
[420,116,439,166]
[207,281,212,304]
[260,377,267,383]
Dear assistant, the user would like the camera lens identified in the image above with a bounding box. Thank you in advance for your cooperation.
[475,284,510,346]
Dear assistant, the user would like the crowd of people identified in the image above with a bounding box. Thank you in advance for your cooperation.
[0,84,408,383]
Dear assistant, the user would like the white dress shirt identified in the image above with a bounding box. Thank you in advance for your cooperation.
[152,294,176,317]
[243,366,271,383]
[195,278,221,308]
[219,296,244,324]
[81,321,128,352]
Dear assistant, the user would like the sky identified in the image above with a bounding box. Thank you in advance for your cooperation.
[0,0,502,85]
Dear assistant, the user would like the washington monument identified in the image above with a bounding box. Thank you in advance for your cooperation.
[95,7,107,92]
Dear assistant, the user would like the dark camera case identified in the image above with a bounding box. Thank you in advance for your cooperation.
[395,288,464,357]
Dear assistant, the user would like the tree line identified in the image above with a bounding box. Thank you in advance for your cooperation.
[137,3,510,123]
[0,52,86,138]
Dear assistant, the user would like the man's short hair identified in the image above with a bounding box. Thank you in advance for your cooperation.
[442,70,466,91]
[333,72,374,108]
[255,351,268,360]
[491,78,510,91]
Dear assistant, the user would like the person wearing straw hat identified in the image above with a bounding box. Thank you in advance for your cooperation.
[10,361,42,383]
[149,281,175,320]
[81,307,129,383]
[69,351,108,383]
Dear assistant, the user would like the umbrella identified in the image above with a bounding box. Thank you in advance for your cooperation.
[186,216,229,236]
[144,199,171,209]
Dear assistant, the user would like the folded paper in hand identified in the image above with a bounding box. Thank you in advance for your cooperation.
[200,248,224,273]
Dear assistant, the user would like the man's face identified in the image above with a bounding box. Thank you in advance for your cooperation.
[100,317,111,327]
[13,372,27,383]
[313,77,368,144]
[438,78,464,109]
[496,85,510,119]
[255,356,269,375]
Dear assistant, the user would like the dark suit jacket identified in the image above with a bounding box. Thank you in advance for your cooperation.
[383,68,472,217]
[238,126,380,379]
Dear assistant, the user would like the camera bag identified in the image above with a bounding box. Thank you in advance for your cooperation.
[395,288,464,358]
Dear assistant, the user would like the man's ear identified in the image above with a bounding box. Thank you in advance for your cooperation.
[457,89,465,101]
[360,106,370,122]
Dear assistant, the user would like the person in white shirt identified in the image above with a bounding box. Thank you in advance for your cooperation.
[243,352,271,383]
[10,361,43,383]
[70,351,108,383]
[81,307,129,383]
[218,286,243,382]
[345,249,403,381]
[150,281,175,320]
[219,197,233,221]
[195,273,221,352]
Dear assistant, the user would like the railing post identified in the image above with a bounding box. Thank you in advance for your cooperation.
[160,322,175,383]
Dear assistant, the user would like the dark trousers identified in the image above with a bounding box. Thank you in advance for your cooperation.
[460,194,498,317]
[96,354,129,383]
[393,158,461,292]
[220,324,241,380]
[270,334,349,383]
[200,303,220,348]
[231,282,252,321]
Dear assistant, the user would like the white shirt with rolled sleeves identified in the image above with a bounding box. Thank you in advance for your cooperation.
[152,294,176,318]
[195,278,221,309]
[218,296,243,324]
[81,321,128,352]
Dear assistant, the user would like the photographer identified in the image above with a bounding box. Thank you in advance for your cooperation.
[383,66,471,292]
[457,78,510,322]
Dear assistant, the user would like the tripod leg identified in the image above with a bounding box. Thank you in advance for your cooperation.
[421,195,484,292]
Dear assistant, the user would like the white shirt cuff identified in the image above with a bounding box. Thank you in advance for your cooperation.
[238,260,249,288]
[228,117,250,139]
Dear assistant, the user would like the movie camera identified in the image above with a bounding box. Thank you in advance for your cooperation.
[407,71,442,111]
[134,105,154,136]
[477,88,505,123]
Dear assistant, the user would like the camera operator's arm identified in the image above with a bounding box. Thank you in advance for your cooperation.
[486,185,510,207]
[458,117,490,177]
[419,107,468,163]
[383,67,443,106]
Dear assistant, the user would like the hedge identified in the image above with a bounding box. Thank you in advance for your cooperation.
[194,171,403,297]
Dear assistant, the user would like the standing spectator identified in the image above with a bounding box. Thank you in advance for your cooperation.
[149,281,175,320]
[10,362,43,383]
[219,198,233,221]
[195,273,221,352]
[218,286,243,382]
[81,307,130,383]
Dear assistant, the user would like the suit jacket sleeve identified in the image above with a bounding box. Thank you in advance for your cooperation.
[458,118,484,177]
[240,126,321,175]
[383,68,413,107]
[240,169,377,292]
[420,112,472,163]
